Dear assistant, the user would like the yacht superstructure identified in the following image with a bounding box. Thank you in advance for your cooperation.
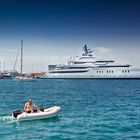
[43,45,140,79]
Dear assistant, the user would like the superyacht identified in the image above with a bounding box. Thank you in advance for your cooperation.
[43,45,140,79]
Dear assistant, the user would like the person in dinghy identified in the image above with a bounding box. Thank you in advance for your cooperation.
[24,99,44,113]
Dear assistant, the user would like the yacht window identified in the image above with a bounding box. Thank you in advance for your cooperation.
[128,70,129,73]
[79,57,94,60]
[107,70,108,73]
[50,70,88,73]
[122,70,124,73]
[125,70,127,73]
[112,70,113,73]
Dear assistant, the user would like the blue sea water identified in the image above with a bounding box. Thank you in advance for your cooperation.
[0,79,140,140]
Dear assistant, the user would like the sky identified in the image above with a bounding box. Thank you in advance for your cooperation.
[0,0,140,72]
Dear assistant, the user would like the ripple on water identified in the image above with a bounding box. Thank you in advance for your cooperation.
[0,79,140,139]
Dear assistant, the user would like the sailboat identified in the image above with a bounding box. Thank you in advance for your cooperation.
[14,39,35,81]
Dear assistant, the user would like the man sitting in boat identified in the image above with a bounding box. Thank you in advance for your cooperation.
[24,99,38,113]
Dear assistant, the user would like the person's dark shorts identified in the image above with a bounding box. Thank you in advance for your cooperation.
[33,109,37,113]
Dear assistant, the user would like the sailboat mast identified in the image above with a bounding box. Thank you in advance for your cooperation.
[21,39,23,74]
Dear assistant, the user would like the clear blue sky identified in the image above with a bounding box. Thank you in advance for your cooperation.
[0,0,140,72]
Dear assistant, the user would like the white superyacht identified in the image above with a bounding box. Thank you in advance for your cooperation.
[43,45,140,79]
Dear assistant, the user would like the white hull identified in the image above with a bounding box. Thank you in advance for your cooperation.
[44,68,140,79]
[16,106,61,121]
[14,76,35,82]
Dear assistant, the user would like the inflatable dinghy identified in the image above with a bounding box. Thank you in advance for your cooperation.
[13,106,61,121]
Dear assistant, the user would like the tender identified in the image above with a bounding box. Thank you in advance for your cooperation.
[13,106,61,121]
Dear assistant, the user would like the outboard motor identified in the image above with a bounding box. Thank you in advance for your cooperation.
[13,110,21,118]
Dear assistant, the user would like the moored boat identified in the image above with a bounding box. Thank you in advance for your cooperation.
[42,45,140,79]
[13,39,35,81]
[14,75,35,82]
[0,73,4,79]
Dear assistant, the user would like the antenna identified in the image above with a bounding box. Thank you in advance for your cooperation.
[13,48,20,71]
[82,45,93,56]
[21,39,23,74]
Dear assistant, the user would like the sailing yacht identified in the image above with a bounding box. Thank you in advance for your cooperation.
[42,45,140,79]
[14,39,34,81]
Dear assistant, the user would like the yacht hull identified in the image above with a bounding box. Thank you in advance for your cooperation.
[43,68,140,79]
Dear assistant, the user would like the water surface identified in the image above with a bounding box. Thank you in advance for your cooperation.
[0,79,140,140]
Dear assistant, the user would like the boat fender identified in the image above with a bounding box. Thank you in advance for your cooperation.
[13,110,21,118]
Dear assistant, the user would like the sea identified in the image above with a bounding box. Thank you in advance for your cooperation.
[0,79,140,140]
